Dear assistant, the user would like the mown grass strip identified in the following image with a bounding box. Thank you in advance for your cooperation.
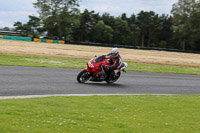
[0,95,200,133]
[1,54,200,75]
[0,54,87,69]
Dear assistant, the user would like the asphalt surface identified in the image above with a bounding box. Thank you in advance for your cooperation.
[1,66,200,97]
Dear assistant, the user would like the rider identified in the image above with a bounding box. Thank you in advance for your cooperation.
[103,47,122,79]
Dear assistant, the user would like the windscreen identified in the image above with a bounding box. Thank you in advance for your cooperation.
[93,55,104,63]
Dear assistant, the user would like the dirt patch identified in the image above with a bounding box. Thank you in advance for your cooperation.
[0,39,200,67]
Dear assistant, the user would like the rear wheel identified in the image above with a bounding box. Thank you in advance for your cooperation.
[106,71,121,83]
[77,70,91,83]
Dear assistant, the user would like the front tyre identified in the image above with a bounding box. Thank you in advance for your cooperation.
[77,70,91,83]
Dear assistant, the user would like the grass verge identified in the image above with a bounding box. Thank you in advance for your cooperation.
[0,95,200,133]
[0,54,200,75]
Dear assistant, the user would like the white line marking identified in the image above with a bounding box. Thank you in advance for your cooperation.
[0,94,177,99]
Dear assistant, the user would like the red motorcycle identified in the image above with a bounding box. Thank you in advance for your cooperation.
[77,55,128,83]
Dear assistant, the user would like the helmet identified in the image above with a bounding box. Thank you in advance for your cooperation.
[111,47,119,58]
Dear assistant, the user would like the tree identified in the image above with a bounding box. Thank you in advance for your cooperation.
[14,21,23,34]
[157,14,173,48]
[27,15,41,37]
[14,21,30,36]
[57,8,80,40]
[126,14,139,46]
[147,13,160,47]
[33,0,79,20]
[136,11,160,47]
[189,2,200,50]
[112,18,132,45]
[73,9,100,41]
[121,13,128,21]
[14,16,41,37]
[101,13,115,28]
[90,20,113,43]
[171,0,198,50]
[2,27,10,31]
[33,0,80,39]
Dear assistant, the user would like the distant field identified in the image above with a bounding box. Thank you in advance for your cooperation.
[0,39,200,67]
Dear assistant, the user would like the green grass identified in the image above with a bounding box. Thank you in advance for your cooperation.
[1,54,200,75]
[0,54,87,69]
[0,95,200,133]
[1,54,200,132]
[128,63,200,75]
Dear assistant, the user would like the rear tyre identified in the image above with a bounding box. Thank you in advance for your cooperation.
[106,71,121,83]
[77,70,91,83]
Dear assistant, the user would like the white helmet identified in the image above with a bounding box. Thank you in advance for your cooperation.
[111,47,119,58]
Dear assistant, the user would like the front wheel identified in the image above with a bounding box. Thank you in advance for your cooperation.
[77,70,91,83]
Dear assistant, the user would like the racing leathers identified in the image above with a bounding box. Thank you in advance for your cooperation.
[103,53,122,80]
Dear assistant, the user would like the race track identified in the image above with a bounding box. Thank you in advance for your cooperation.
[1,66,200,97]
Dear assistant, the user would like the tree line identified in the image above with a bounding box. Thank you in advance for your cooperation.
[12,0,200,51]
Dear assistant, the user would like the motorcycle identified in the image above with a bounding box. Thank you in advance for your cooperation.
[77,55,128,83]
